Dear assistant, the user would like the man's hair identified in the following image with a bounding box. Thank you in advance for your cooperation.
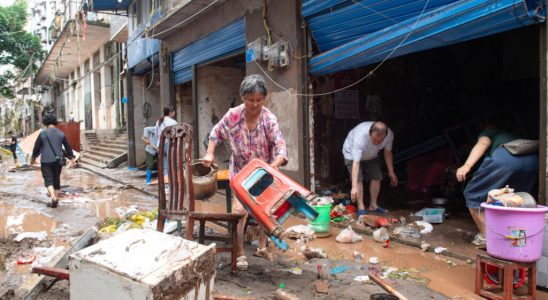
[370,121,388,136]
[8,131,13,134]
[43,114,58,126]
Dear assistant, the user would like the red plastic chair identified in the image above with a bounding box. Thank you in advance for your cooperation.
[230,158,318,250]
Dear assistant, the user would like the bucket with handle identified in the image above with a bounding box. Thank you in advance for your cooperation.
[481,203,548,262]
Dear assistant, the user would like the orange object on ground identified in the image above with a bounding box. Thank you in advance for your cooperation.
[217,169,230,181]
[230,159,319,251]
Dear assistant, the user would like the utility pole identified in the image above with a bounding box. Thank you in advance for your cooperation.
[29,48,35,132]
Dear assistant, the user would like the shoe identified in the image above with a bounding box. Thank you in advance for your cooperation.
[472,233,486,246]
[356,209,368,216]
[370,207,388,214]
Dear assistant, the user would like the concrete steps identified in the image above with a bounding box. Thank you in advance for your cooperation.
[80,130,128,168]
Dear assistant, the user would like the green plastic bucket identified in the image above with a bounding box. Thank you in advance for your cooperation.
[309,204,332,233]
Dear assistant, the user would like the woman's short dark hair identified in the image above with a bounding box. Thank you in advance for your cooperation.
[43,114,58,126]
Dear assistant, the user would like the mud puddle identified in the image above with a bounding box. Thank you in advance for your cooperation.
[0,203,57,235]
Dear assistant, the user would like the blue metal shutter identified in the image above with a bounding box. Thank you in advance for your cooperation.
[306,0,545,76]
[172,18,246,85]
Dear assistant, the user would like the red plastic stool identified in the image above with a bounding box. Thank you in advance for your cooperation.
[475,254,537,300]
[230,159,319,251]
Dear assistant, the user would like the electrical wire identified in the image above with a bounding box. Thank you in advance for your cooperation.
[255,0,433,97]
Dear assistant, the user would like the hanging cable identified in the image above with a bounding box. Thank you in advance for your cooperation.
[254,0,433,97]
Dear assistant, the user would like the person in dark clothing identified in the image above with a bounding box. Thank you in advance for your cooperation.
[31,114,77,208]
[8,130,17,160]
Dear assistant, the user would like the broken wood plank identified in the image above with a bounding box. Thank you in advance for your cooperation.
[369,272,409,300]
[18,224,98,299]
[31,266,70,281]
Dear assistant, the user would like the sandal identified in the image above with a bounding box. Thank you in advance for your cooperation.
[236,256,248,271]
[254,247,276,261]
[370,207,387,214]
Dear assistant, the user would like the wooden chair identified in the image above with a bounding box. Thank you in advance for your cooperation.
[156,123,244,272]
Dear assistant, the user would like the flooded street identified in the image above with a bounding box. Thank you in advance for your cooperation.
[0,166,157,298]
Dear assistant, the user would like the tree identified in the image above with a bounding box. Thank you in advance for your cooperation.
[0,0,44,98]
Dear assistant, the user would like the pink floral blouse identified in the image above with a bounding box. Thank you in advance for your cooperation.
[209,104,288,179]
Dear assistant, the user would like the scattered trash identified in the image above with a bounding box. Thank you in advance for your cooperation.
[421,208,446,224]
[384,239,390,248]
[250,240,260,247]
[316,265,323,279]
[31,246,64,267]
[434,247,447,254]
[17,255,36,265]
[330,265,351,275]
[335,226,362,243]
[314,280,329,294]
[420,241,431,252]
[358,215,387,228]
[285,225,315,243]
[445,259,457,266]
[309,196,334,206]
[14,231,47,242]
[414,221,433,234]
[487,186,537,208]
[393,226,421,239]
[280,267,303,275]
[413,208,429,217]
[353,250,362,260]
[382,267,399,278]
[369,257,379,264]
[302,246,327,259]
[279,283,286,289]
[274,289,301,300]
[354,275,370,282]
[399,216,406,223]
[373,228,389,243]
[466,259,473,264]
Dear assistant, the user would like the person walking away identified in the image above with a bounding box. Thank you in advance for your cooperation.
[141,126,159,184]
[456,121,538,247]
[154,106,177,176]
[202,74,288,271]
[30,114,77,208]
[8,131,17,162]
[342,121,398,218]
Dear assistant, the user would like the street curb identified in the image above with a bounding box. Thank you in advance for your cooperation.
[78,164,156,198]
[330,221,476,263]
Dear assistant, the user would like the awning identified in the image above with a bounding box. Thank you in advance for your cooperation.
[172,18,245,85]
[308,0,545,76]
[90,0,131,11]
[127,37,160,70]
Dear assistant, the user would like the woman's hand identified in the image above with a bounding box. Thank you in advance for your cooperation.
[68,158,77,168]
[30,159,36,165]
[456,164,471,182]
[202,153,215,167]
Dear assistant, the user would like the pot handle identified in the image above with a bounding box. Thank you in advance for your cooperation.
[193,159,218,171]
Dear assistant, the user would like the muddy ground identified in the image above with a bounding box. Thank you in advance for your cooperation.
[1,164,546,299]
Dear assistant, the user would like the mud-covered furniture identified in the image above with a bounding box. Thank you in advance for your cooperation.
[156,123,244,272]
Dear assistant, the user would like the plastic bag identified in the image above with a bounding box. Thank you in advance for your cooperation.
[335,226,363,243]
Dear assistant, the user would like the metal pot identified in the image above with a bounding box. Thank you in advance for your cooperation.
[191,160,218,200]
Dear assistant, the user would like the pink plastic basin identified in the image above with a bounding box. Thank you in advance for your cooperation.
[481,203,548,262]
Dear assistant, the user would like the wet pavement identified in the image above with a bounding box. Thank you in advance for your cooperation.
[2,162,547,299]
[0,165,157,298]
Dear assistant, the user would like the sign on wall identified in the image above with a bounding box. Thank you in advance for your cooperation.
[334,90,359,119]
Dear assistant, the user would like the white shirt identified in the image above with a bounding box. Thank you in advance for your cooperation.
[342,122,394,161]
[155,116,178,148]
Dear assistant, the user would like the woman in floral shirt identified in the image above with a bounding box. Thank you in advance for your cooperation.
[203,74,287,271]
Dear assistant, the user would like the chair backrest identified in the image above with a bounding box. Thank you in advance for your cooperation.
[157,123,195,215]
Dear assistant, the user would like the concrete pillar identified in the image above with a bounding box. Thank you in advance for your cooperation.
[539,22,547,205]
[245,0,307,184]
[127,69,136,167]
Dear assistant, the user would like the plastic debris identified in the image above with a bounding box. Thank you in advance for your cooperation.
[310,196,334,206]
[373,228,389,243]
[281,267,303,275]
[434,247,447,254]
[393,226,421,239]
[330,266,352,275]
[420,241,431,252]
[446,259,457,266]
[285,225,315,243]
[353,250,362,260]
[31,246,64,267]
[354,275,370,282]
[115,205,140,218]
[17,255,36,265]
[302,246,327,259]
[14,231,47,242]
[369,257,379,264]
[335,226,363,243]
[415,221,433,234]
